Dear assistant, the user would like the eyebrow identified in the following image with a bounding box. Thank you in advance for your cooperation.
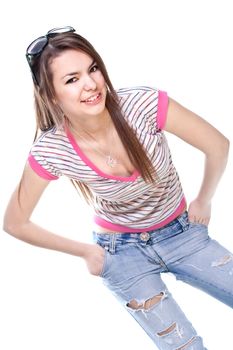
[62,59,96,79]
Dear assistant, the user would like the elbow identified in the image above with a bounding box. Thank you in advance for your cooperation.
[213,136,230,158]
[222,136,230,157]
[3,221,17,236]
[3,216,23,238]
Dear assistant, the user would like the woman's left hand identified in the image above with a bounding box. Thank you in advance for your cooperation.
[188,198,211,226]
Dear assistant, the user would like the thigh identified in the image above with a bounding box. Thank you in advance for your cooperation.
[98,240,206,350]
[169,222,233,308]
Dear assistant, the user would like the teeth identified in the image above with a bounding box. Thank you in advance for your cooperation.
[85,94,99,102]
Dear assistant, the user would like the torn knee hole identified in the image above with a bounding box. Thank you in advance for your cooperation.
[211,254,233,267]
[127,292,164,310]
[177,336,196,350]
[157,322,176,336]
[157,322,195,349]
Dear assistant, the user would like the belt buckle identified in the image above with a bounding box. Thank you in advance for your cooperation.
[140,231,150,241]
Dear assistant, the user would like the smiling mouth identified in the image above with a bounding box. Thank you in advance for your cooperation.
[82,93,101,103]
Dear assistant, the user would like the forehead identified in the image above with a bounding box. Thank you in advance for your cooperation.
[50,49,93,77]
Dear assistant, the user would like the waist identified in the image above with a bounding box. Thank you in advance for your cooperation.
[93,210,189,244]
[94,204,187,234]
[94,206,187,235]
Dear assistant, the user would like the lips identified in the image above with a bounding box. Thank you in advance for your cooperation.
[82,93,101,103]
[80,92,103,107]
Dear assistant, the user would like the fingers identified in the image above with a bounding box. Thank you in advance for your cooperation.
[188,215,210,226]
[85,244,106,276]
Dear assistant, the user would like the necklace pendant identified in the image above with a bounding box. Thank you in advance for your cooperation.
[106,155,118,168]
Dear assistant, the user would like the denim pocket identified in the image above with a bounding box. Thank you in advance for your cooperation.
[97,244,109,278]
[188,221,208,230]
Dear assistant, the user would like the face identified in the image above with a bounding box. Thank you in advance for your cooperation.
[50,49,107,123]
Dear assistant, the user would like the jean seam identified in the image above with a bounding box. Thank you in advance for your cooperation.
[100,248,110,278]
[174,271,233,297]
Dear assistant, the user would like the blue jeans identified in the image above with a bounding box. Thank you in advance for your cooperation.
[93,211,233,350]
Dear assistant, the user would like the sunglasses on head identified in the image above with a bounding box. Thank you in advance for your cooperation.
[26,26,75,85]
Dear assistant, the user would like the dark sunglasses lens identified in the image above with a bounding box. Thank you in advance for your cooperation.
[27,36,48,55]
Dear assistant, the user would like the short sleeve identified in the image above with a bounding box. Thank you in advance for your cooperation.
[27,127,65,180]
[157,90,168,130]
[28,153,59,180]
[117,86,169,134]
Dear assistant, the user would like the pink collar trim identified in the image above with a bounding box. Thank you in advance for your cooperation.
[65,123,140,182]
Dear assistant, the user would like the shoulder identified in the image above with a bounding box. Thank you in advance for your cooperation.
[31,126,68,150]
[116,86,168,131]
[116,86,159,103]
[29,126,68,180]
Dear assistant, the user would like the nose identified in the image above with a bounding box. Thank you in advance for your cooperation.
[83,74,97,91]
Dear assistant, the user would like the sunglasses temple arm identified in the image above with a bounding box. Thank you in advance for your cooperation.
[26,55,40,86]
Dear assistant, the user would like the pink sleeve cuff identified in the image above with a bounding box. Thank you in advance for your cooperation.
[157,90,168,130]
[28,154,59,180]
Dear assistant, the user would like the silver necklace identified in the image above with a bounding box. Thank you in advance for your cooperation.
[69,122,119,168]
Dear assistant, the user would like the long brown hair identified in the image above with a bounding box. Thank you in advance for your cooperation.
[31,32,156,202]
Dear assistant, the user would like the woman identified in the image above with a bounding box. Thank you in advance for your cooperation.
[3,26,232,350]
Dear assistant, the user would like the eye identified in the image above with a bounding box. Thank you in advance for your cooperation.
[90,64,99,73]
[66,77,78,84]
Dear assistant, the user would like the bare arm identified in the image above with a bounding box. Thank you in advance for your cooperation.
[3,164,104,275]
[164,98,230,225]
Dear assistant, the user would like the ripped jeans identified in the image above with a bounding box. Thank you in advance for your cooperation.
[93,211,233,350]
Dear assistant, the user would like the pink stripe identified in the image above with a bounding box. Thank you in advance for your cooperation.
[157,90,168,130]
[28,154,58,180]
[65,123,140,182]
[94,197,187,232]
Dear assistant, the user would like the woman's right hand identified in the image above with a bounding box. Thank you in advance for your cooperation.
[82,243,106,276]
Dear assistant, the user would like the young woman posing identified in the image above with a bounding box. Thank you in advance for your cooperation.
[3,26,232,350]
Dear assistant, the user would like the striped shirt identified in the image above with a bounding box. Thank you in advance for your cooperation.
[28,86,186,232]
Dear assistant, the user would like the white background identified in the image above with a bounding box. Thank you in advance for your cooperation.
[0,0,232,349]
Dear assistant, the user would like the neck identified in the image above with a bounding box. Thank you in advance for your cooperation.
[68,108,112,136]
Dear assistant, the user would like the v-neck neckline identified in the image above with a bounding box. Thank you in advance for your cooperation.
[65,124,140,182]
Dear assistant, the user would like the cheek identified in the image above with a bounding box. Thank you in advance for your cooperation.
[96,72,106,86]
[56,88,81,105]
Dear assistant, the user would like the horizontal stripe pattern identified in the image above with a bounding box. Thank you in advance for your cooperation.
[29,86,186,230]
